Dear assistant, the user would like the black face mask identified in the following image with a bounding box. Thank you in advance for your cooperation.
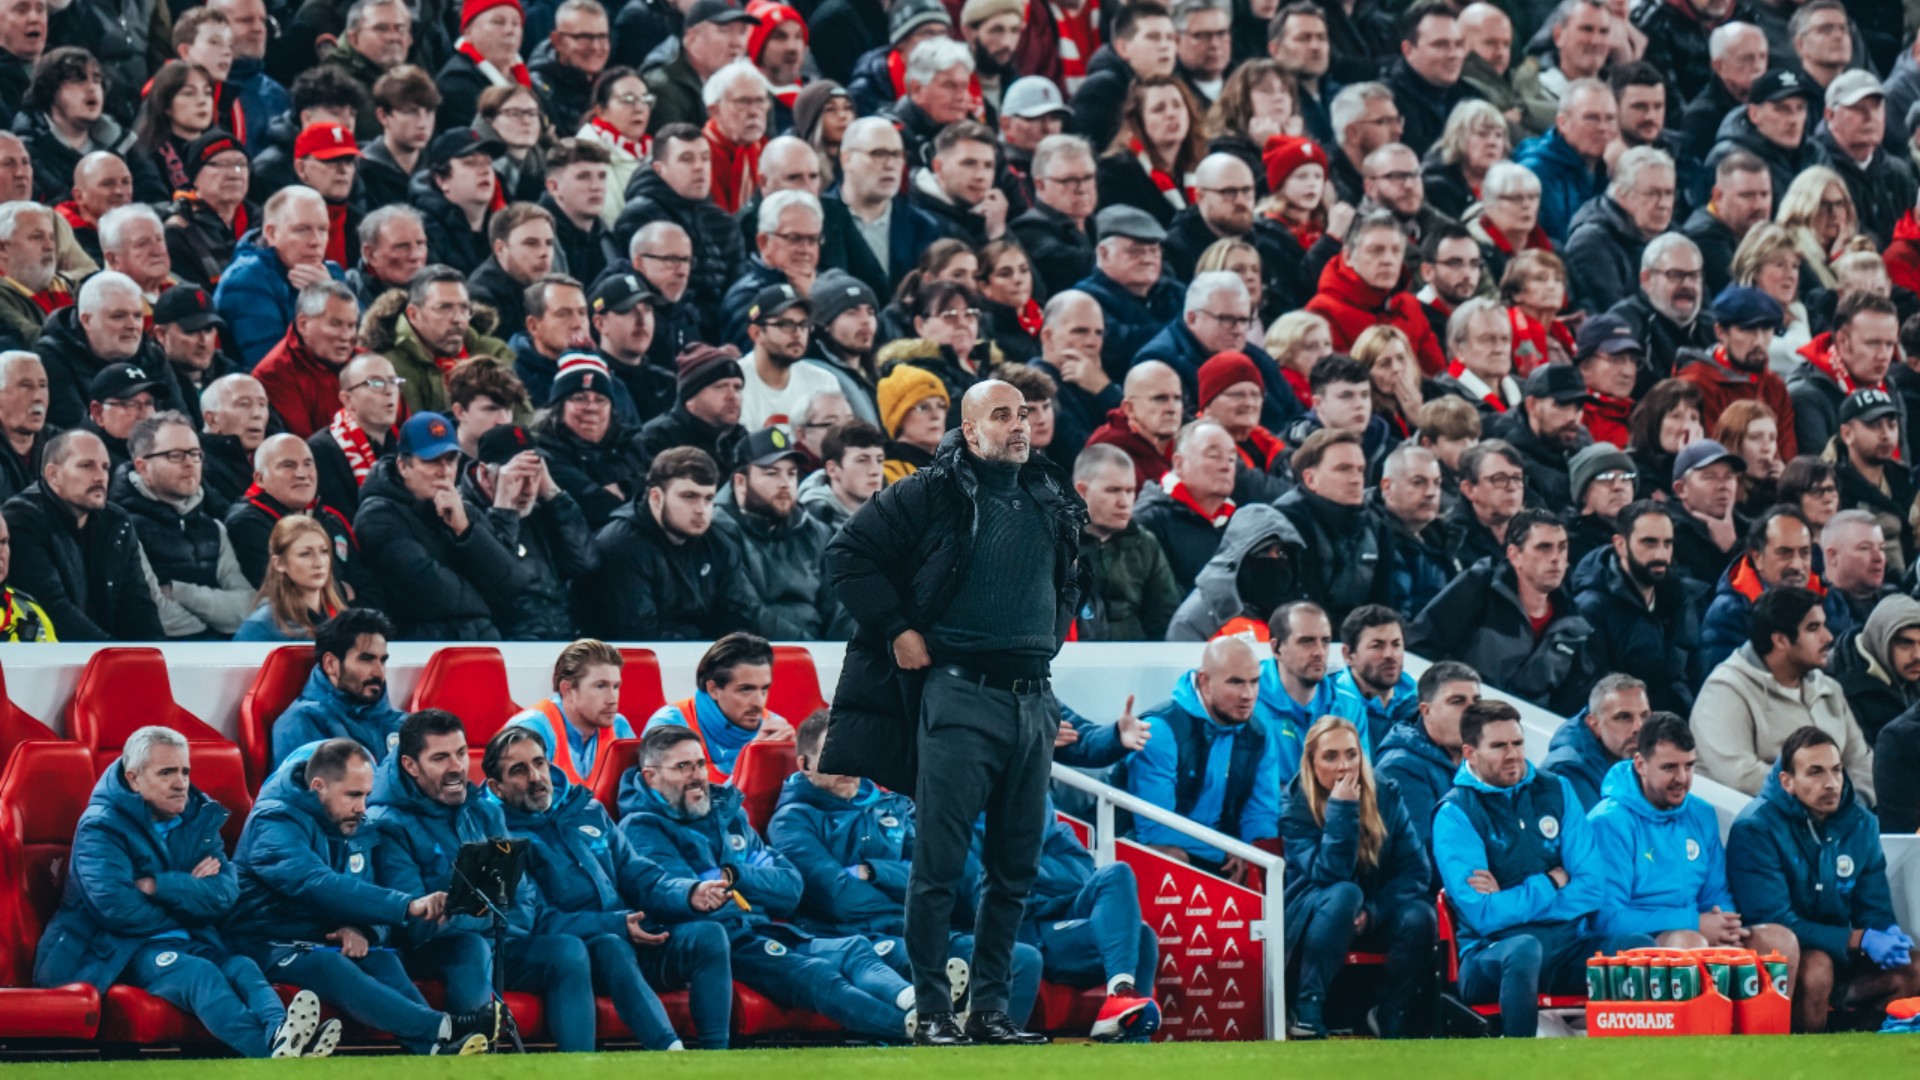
[1236,540,1299,619]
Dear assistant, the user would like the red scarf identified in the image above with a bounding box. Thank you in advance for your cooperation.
[242,482,358,545]
[1448,359,1509,412]
[52,201,91,236]
[1130,139,1187,209]
[457,37,532,88]
[432,344,472,377]
[1479,218,1552,256]
[1016,297,1044,339]
[324,202,348,267]
[29,279,73,317]
[704,120,765,216]
[1165,475,1234,524]
[1280,366,1312,410]
[328,408,384,487]
[589,116,648,162]
[1051,0,1101,94]
[215,82,247,146]
[1235,426,1286,471]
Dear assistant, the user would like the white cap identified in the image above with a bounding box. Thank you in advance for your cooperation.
[1826,68,1885,110]
[1002,76,1071,120]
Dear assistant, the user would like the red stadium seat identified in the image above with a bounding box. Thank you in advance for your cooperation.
[1435,890,1584,1033]
[1032,983,1106,1033]
[616,649,668,724]
[236,646,317,793]
[0,741,103,1039]
[409,648,519,771]
[767,646,827,723]
[731,740,797,834]
[590,739,642,817]
[731,983,840,1036]
[596,989,697,1044]
[0,659,58,774]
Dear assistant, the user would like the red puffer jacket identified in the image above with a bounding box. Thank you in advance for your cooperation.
[1304,254,1448,376]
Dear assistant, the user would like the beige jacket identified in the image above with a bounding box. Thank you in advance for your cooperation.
[1692,643,1876,804]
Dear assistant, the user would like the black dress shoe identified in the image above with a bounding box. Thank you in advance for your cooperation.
[915,1013,974,1046]
[964,1010,1051,1045]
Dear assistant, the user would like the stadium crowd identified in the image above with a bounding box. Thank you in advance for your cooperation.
[3,0,1920,1049]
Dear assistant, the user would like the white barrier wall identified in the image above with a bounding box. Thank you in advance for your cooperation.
[2,640,1750,823]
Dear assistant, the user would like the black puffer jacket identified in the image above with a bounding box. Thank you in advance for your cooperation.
[1009,203,1094,303]
[1273,486,1396,627]
[635,405,747,475]
[819,428,1088,794]
[1563,195,1649,315]
[36,308,179,432]
[711,499,850,641]
[111,469,223,590]
[533,419,649,530]
[1,482,163,641]
[410,170,492,275]
[1704,106,1827,208]
[245,113,301,205]
[351,457,524,640]
[457,465,597,640]
[12,110,167,205]
[530,41,596,134]
[164,195,256,289]
[224,489,378,607]
[1408,556,1595,717]
[614,169,746,336]
[574,498,760,641]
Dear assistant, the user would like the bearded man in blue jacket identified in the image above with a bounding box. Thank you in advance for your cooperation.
[1727,726,1920,1032]
[1430,701,1652,1038]
[618,724,920,1041]
[227,738,494,1055]
[767,711,1044,1022]
[1540,673,1651,811]
[270,609,405,771]
[483,725,734,1050]
[34,726,337,1058]
[1586,714,1800,960]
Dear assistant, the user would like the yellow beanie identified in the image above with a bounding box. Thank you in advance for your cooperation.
[877,365,949,437]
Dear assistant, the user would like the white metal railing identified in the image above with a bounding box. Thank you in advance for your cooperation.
[1049,763,1287,1042]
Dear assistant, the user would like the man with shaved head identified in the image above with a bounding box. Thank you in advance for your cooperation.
[1085,360,1184,491]
[226,433,372,602]
[823,377,1097,1046]
[61,151,132,263]
[1161,153,1301,316]
[308,353,402,517]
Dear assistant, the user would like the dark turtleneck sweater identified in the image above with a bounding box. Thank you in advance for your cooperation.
[928,454,1055,666]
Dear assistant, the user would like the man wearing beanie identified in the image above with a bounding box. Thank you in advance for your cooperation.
[638,344,749,472]
[822,377,1092,1047]
[960,0,1025,113]
[875,364,949,483]
[1563,441,1637,570]
[458,421,594,639]
[846,0,954,116]
[164,129,257,290]
[533,353,650,529]
[1197,350,1287,500]
[802,270,882,422]
[746,0,808,127]
[437,0,534,131]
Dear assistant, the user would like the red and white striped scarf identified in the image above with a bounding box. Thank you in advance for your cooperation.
[1052,0,1100,95]
[1447,360,1515,413]
[1130,139,1187,210]
[328,408,383,487]
[588,116,648,162]
[456,37,532,89]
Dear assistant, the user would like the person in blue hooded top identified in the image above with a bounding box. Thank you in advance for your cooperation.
[1540,672,1650,811]
[1255,601,1370,778]
[1587,713,1801,964]
[642,632,795,783]
[1727,725,1920,1032]
[1328,605,1422,756]
[483,723,735,1050]
[767,710,1044,1023]
[1375,660,1479,847]
[1430,700,1653,1038]
[618,723,920,1042]
[269,607,405,771]
[1280,716,1434,1040]
[226,737,496,1055]
[34,725,339,1059]
[1116,634,1283,886]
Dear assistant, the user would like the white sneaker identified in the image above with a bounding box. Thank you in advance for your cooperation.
[269,990,321,1058]
[305,1019,343,1059]
[905,1008,918,1040]
[895,986,916,1012]
[947,958,971,1006]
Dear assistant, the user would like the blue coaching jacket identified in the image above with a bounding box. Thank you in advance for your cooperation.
[494,766,698,932]
[226,752,413,953]
[34,762,238,991]
[1255,657,1371,782]
[618,776,804,945]
[766,773,917,937]
[1374,720,1456,846]
[1327,668,1418,757]
[364,752,505,944]
[1119,671,1283,863]
[270,663,406,773]
[1585,760,1735,939]
[1726,762,1896,963]
[1279,772,1430,915]
[1431,763,1600,960]
[1539,712,1617,813]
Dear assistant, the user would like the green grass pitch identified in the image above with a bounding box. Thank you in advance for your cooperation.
[1,1036,1911,1080]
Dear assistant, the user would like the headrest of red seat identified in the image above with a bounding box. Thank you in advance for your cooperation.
[409,647,517,743]
[1,743,96,844]
[239,646,319,790]
[616,649,668,721]
[591,739,642,816]
[768,646,827,723]
[67,648,222,753]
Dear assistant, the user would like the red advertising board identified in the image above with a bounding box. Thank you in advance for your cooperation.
[1117,839,1267,1041]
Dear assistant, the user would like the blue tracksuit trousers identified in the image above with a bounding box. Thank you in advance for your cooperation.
[1029,863,1157,991]
[871,931,1045,1021]
[256,946,445,1053]
[1458,931,1652,1037]
[402,933,493,1014]
[730,933,912,1040]
[124,940,286,1058]
[1286,882,1436,1011]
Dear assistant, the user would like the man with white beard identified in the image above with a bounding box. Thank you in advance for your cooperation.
[0,200,68,349]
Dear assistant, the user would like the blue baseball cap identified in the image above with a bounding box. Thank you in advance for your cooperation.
[398,411,461,460]
[1709,286,1785,331]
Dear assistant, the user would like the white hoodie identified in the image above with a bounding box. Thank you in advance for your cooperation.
[1692,643,1876,804]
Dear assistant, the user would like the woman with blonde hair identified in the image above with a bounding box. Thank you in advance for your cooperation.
[1264,310,1334,412]
[1422,99,1510,220]
[1714,399,1784,516]
[1498,249,1574,373]
[1281,715,1433,1039]
[234,515,345,641]
[1352,324,1423,440]
[1730,222,1811,372]
[1775,165,1870,293]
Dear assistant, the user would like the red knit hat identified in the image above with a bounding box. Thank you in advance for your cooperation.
[1263,134,1329,194]
[461,0,523,29]
[1197,351,1264,408]
[746,0,806,61]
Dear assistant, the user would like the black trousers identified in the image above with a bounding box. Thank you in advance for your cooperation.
[905,668,1057,1016]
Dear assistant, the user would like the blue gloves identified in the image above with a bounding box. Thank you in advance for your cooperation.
[743,848,777,869]
[699,868,726,882]
[1861,926,1913,970]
